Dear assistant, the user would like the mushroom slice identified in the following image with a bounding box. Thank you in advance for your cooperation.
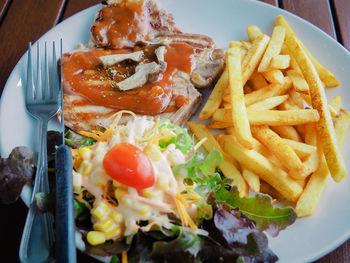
[117,62,161,91]
[99,51,144,67]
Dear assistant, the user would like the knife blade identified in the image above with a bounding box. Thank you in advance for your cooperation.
[55,39,77,263]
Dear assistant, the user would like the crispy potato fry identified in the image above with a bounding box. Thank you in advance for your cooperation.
[241,34,270,85]
[229,41,243,48]
[246,95,289,110]
[271,125,302,142]
[328,104,338,118]
[283,29,346,182]
[249,71,269,90]
[275,15,340,88]
[207,121,232,129]
[244,83,253,94]
[251,125,305,174]
[246,25,264,41]
[262,69,285,84]
[282,138,317,160]
[240,40,252,50]
[227,47,253,149]
[187,122,248,196]
[258,25,286,72]
[289,89,305,109]
[278,96,300,110]
[290,123,319,179]
[269,54,290,70]
[329,96,342,117]
[286,69,310,94]
[212,108,320,125]
[236,77,292,105]
[241,165,260,193]
[334,109,350,148]
[199,68,227,121]
[296,143,330,217]
[260,180,283,199]
[218,134,303,202]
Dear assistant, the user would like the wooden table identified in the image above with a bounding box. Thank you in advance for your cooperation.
[0,0,349,262]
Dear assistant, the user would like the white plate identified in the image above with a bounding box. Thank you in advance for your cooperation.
[1,0,350,262]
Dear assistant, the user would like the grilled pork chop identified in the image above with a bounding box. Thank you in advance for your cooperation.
[62,0,223,132]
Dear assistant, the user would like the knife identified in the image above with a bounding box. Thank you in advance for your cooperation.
[55,39,77,263]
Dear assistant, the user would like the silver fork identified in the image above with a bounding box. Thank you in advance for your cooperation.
[19,41,61,263]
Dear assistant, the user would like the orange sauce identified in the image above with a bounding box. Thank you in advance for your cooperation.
[62,43,194,115]
[91,0,150,49]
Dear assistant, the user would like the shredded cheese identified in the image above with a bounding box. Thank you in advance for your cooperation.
[175,193,197,231]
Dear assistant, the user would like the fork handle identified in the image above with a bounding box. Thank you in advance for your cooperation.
[19,117,54,262]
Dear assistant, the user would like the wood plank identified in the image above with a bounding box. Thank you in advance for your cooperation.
[0,0,66,95]
[281,0,336,39]
[259,0,278,6]
[332,0,350,50]
[317,240,350,262]
[61,0,100,21]
[0,0,11,23]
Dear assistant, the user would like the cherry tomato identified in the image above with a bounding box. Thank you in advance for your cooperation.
[103,143,155,189]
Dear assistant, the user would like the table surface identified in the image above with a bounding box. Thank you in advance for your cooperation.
[0,0,349,262]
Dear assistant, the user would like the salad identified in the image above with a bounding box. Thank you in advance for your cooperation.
[67,112,296,262]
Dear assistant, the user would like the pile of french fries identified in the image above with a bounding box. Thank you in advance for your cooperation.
[188,15,350,217]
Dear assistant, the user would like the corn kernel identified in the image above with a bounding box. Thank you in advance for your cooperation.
[78,147,92,160]
[93,219,114,232]
[73,170,82,193]
[144,143,162,162]
[110,211,123,224]
[157,178,169,190]
[142,188,161,198]
[104,225,122,240]
[137,205,150,215]
[120,196,133,207]
[87,231,106,246]
[114,188,129,200]
[79,160,92,176]
[91,202,110,219]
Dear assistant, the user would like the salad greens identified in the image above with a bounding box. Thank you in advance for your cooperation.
[0,146,35,204]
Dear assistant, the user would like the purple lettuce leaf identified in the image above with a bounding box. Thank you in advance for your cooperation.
[214,185,297,237]
[0,146,35,204]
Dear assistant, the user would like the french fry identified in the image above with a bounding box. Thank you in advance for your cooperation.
[296,141,330,217]
[278,96,300,110]
[238,77,291,105]
[290,123,319,179]
[262,69,285,84]
[246,25,263,41]
[297,111,350,217]
[269,54,290,70]
[247,109,319,125]
[207,121,232,129]
[229,41,243,48]
[249,71,268,90]
[329,96,342,117]
[241,165,260,193]
[258,25,286,72]
[212,109,320,126]
[244,83,253,94]
[260,180,283,199]
[198,68,227,121]
[282,138,317,160]
[241,34,270,85]
[289,89,305,109]
[240,40,252,50]
[283,29,346,182]
[246,95,289,110]
[275,15,340,88]
[227,47,253,149]
[187,122,248,197]
[334,109,350,148]
[286,69,310,94]
[251,125,306,174]
[218,134,303,202]
[271,125,302,142]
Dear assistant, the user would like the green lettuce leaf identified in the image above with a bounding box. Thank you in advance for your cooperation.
[214,185,297,237]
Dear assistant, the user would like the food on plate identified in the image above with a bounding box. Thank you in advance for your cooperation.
[198,15,349,217]
[62,0,225,131]
[71,114,296,262]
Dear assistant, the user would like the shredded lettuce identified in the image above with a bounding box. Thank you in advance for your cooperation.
[158,119,193,154]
